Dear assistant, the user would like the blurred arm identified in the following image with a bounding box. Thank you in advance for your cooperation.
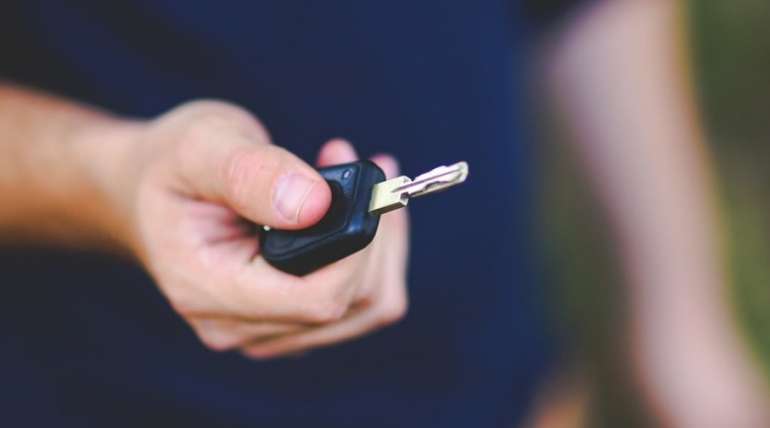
[548,1,769,426]
[0,84,138,250]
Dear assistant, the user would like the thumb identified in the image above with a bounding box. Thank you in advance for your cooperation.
[180,136,331,230]
[219,144,331,229]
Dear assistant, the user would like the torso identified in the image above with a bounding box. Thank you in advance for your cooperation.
[0,1,552,426]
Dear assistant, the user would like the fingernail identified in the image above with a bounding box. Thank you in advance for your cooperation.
[274,174,317,223]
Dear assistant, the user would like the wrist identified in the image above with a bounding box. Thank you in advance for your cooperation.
[69,115,149,255]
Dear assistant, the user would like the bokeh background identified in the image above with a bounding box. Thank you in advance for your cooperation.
[539,1,770,425]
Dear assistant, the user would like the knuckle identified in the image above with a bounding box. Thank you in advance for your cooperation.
[200,333,237,352]
[166,101,263,148]
[178,100,269,140]
[377,297,408,327]
[181,100,253,124]
[195,323,243,352]
[182,110,231,144]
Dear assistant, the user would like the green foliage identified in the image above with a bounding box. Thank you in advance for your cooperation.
[689,0,770,380]
[691,0,770,144]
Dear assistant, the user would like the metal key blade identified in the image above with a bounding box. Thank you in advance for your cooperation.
[394,161,469,199]
[368,161,469,215]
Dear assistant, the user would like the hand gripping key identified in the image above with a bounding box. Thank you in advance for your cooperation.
[261,161,469,275]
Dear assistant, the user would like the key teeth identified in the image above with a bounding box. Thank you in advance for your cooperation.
[413,161,468,182]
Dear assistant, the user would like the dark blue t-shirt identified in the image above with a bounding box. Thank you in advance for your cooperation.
[1,1,563,426]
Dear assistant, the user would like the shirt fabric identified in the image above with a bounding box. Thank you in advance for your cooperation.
[0,1,569,426]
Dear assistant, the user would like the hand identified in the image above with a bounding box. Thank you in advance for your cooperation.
[110,101,409,359]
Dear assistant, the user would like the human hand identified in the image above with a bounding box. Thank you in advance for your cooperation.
[104,101,408,358]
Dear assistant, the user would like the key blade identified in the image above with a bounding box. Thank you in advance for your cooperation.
[368,175,412,215]
[394,161,469,199]
[368,161,469,215]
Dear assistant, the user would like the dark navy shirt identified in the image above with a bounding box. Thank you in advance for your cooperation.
[0,1,567,426]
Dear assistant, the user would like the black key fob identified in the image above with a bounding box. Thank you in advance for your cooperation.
[261,160,386,276]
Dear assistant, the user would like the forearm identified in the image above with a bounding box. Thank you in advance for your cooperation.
[549,1,768,426]
[0,83,140,250]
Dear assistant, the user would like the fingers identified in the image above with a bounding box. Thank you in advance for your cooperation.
[207,255,364,324]
[164,101,331,229]
[166,205,372,325]
[205,233,407,358]
[241,269,408,359]
[191,318,308,352]
[239,150,410,358]
[369,153,400,179]
[316,138,358,167]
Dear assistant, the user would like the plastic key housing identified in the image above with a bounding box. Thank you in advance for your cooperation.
[261,160,386,276]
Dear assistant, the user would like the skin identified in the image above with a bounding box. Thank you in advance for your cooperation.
[0,89,408,359]
[545,0,770,426]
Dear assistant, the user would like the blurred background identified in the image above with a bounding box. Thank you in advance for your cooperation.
[539,0,770,425]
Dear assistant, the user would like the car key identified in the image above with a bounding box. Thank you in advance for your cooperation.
[261,160,469,275]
